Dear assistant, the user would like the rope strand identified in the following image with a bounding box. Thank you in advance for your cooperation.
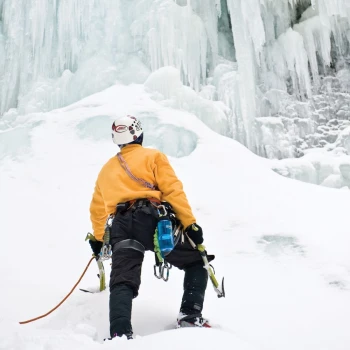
[19,256,95,324]
[117,153,156,190]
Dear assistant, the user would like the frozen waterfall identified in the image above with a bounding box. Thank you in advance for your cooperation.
[1,0,350,162]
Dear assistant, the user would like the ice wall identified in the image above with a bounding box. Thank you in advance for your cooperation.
[0,0,150,115]
[1,1,105,113]
[1,0,350,162]
[223,0,350,157]
[130,0,212,91]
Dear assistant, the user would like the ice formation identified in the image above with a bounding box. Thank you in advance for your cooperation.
[1,0,350,187]
[144,66,230,136]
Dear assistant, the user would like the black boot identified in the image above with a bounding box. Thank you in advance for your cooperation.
[109,284,134,338]
[178,263,208,325]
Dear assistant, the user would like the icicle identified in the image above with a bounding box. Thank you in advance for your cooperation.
[214,64,242,141]
[190,0,219,69]
[316,0,350,66]
[215,0,221,17]
[226,0,266,150]
[131,0,209,91]
[294,16,332,89]
[278,28,312,98]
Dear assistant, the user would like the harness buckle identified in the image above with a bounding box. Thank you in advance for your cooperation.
[157,205,168,217]
[117,202,129,213]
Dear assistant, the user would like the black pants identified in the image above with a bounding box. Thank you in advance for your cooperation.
[109,203,210,337]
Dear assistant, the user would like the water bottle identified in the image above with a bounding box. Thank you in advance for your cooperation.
[157,217,174,257]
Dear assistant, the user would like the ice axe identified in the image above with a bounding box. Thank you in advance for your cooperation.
[83,232,107,293]
[197,244,225,298]
[185,233,225,298]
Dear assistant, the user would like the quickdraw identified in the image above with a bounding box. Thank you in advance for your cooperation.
[100,214,114,261]
[154,261,172,281]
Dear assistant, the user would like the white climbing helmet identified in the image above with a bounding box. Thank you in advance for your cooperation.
[111,115,143,145]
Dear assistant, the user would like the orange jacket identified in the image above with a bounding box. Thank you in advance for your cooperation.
[90,144,196,241]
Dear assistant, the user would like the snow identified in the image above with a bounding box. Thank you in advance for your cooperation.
[1,83,350,350]
[144,66,183,99]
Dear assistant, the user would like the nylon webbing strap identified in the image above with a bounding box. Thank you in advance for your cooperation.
[113,239,146,254]
[117,153,156,190]
[155,251,162,266]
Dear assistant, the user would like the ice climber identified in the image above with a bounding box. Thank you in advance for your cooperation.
[88,115,214,340]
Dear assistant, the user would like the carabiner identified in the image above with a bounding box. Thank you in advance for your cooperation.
[154,263,163,279]
[106,215,114,227]
[161,261,172,282]
[99,243,112,261]
[153,261,172,281]
[156,205,168,217]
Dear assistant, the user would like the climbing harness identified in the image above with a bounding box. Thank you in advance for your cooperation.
[116,152,178,282]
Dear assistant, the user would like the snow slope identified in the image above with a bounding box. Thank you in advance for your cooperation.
[0,83,350,350]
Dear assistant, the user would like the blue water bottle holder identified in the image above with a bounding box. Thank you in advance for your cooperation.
[157,206,174,257]
[154,203,183,281]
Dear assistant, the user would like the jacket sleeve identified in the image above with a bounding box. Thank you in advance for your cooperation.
[154,152,196,228]
[90,181,107,242]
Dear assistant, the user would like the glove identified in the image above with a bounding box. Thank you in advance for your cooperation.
[89,239,103,257]
[185,223,204,245]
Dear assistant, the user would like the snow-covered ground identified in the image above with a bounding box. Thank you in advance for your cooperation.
[1,83,349,350]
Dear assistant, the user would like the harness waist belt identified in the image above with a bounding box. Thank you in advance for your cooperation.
[129,198,161,207]
[113,239,145,254]
[117,198,161,213]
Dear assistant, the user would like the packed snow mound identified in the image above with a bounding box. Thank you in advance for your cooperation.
[1,319,256,350]
[271,147,350,189]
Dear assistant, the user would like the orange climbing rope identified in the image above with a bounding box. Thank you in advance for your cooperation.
[19,256,95,324]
